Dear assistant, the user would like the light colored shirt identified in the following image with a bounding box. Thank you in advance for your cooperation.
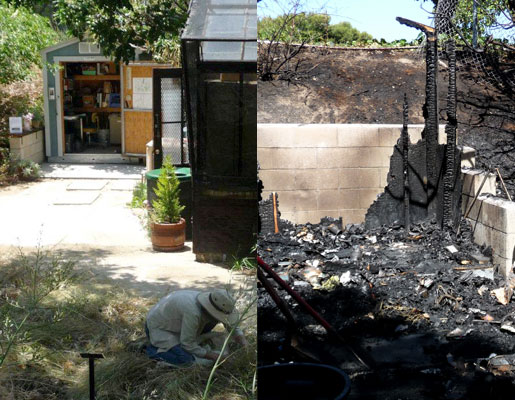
[146,290,242,358]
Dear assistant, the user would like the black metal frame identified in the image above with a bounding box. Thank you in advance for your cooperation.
[152,68,186,169]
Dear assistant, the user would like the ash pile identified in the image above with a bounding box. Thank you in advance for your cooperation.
[258,215,515,397]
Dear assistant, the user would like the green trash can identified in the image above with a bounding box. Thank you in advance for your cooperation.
[146,167,192,240]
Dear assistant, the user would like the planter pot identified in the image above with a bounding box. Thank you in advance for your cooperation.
[258,363,351,400]
[150,218,186,252]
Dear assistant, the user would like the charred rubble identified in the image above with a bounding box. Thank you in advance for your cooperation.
[258,216,515,398]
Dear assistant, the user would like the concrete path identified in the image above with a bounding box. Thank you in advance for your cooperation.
[0,164,251,298]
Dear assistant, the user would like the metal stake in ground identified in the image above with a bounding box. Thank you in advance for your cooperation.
[396,17,439,215]
[80,353,104,400]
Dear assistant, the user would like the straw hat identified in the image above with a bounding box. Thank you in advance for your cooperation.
[198,289,239,325]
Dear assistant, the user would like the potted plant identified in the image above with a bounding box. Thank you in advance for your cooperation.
[149,156,186,251]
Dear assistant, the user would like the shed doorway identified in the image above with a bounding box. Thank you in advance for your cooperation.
[59,61,122,157]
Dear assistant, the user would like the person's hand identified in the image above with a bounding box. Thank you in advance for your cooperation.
[205,351,224,361]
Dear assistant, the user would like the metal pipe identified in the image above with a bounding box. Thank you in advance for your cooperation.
[257,256,370,368]
[496,168,512,201]
[257,267,296,330]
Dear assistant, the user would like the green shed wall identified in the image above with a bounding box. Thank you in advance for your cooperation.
[44,42,102,156]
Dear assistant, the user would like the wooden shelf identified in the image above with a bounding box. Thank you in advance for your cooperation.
[73,107,121,113]
[73,75,120,81]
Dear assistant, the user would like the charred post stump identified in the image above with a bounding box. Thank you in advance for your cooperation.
[396,17,439,215]
[365,20,462,230]
[443,39,462,229]
[402,94,410,231]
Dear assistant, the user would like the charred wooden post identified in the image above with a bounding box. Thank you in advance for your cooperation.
[443,40,458,228]
[396,17,439,213]
[402,94,410,231]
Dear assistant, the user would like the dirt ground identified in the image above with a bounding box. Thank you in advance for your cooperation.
[258,45,515,198]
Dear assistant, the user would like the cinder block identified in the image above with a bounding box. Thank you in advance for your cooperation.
[492,256,513,278]
[472,221,515,265]
[316,148,349,168]
[279,190,317,212]
[280,211,295,223]
[358,188,381,209]
[257,124,296,147]
[461,169,496,197]
[259,170,297,191]
[340,168,380,189]
[317,189,343,210]
[471,195,515,234]
[318,189,360,210]
[376,147,394,168]
[461,146,476,168]
[294,125,338,147]
[378,126,402,147]
[296,169,339,190]
[380,167,389,188]
[337,125,379,147]
[258,148,317,169]
[340,209,367,225]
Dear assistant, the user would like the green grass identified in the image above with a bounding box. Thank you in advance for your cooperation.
[0,249,257,400]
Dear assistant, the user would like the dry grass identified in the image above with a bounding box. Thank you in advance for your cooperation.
[0,251,257,399]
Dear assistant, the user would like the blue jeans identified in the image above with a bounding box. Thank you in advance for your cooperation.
[144,322,216,366]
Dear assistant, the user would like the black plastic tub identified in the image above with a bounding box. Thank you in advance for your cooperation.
[258,363,351,400]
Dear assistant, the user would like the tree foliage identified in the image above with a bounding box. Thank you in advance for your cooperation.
[258,12,373,45]
[328,21,373,45]
[54,0,189,63]
[0,0,61,84]
[418,0,514,43]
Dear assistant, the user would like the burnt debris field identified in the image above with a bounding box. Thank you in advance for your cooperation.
[258,216,515,399]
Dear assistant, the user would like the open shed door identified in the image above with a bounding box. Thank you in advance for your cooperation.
[152,68,186,169]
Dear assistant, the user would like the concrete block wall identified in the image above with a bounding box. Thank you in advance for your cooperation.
[9,130,45,164]
[462,168,515,277]
[258,123,446,225]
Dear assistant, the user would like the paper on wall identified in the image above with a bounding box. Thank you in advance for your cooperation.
[132,77,152,109]
[133,93,152,109]
[133,78,152,94]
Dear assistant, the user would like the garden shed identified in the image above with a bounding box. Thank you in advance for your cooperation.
[181,0,257,260]
[41,38,173,163]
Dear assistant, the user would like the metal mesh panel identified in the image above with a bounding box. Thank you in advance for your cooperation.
[162,123,185,164]
[160,77,186,164]
[418,0,514,91]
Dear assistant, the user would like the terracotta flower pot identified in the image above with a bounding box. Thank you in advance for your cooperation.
[150,218,186,251]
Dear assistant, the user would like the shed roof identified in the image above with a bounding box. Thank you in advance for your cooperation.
[40,38,80,55]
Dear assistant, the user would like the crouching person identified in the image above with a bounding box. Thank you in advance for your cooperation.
[145,289,248,367]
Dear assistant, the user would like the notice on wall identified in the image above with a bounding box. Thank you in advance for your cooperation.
[133,77,152,109]
[9,117,22,134]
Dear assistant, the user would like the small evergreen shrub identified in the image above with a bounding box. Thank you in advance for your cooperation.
[151,156,184,223]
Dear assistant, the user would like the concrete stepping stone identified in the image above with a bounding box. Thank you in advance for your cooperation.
[53,192,100,205]
[110,180,140,191]
[67,180,107,191]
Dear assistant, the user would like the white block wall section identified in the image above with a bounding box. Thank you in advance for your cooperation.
[462,169,515,277]
[257,123,448,226]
